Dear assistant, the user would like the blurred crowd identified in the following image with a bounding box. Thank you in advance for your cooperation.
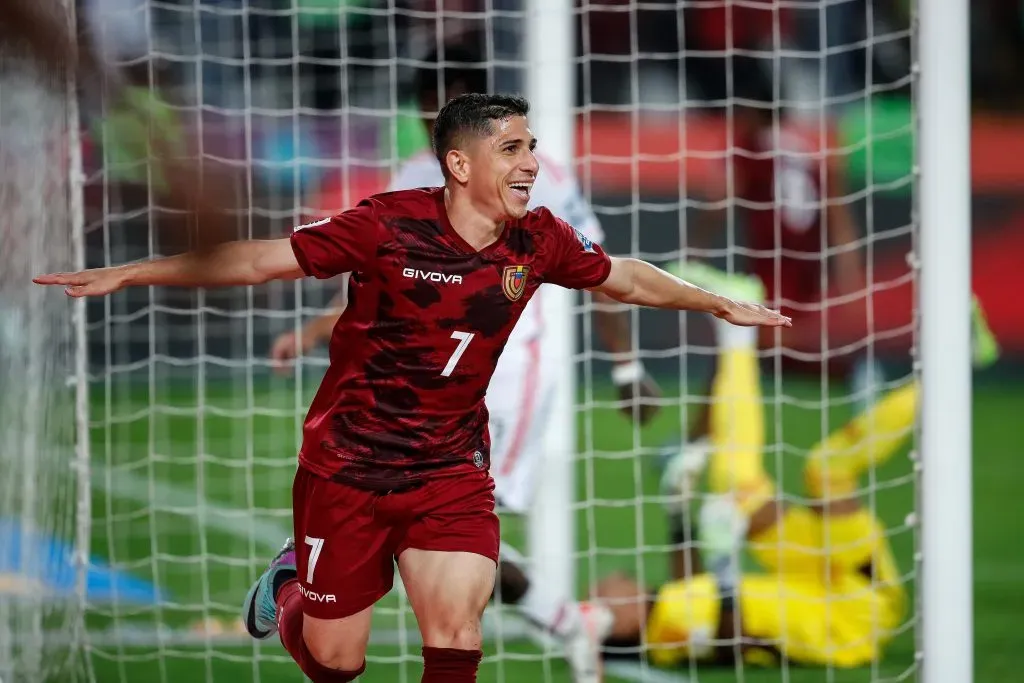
[81,0,1024,113]
[83,0,920,113]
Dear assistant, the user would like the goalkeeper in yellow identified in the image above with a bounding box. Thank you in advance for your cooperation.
[593,267,998,670]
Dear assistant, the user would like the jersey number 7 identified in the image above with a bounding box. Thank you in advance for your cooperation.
[441,330,475,377]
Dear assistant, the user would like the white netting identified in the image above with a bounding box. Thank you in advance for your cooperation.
[72,1,920,682]
[0,48,84,683]
[575,2,918,683]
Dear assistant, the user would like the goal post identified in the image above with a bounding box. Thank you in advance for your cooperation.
[0,19,86,680]
[525,0,577,612]
[918,0,973,681]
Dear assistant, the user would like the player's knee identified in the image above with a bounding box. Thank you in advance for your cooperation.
[421,616,483,650]
[303,632,367,672]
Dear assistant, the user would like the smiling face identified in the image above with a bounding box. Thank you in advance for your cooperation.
[463,115,538,220]
[433,93,537,222]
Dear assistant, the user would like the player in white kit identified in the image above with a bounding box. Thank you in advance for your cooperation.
[269,45,659,682]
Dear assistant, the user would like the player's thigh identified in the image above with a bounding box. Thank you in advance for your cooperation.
[292,467,400,621]
[395,472,500,646]
[398,549,496,648]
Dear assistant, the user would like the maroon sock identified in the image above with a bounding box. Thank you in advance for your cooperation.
[276,580,366,683]
[421,646,483,683]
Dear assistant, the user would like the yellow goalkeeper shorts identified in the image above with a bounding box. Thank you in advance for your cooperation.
[645,572,903,669]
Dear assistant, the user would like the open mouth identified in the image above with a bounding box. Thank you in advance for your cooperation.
[508,181,533,202]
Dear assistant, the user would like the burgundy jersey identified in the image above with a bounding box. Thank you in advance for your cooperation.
[290,187,612,490]
[735,127,827,311]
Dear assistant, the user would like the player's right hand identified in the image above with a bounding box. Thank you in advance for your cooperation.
[717,299,792,328]
[33,268,127,298]
[270,330,313,375]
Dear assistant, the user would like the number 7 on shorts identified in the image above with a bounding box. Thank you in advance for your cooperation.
[304,536,325,583]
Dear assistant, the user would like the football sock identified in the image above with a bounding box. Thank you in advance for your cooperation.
[276,580,366,683]
[421,646,483,683]
[707,346,774,516]
[806,382,918,499]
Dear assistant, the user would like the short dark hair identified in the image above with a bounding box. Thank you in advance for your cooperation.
[432,93,530,177]
[412,44,489,109]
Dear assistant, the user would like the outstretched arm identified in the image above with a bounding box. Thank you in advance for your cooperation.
[592,257,791,327]
[34,239,304,297]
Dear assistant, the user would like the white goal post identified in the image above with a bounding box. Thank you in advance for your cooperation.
[526,0,577,612]
[918,0,973,681]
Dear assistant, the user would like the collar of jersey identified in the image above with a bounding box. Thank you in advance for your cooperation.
[433,187,511,261]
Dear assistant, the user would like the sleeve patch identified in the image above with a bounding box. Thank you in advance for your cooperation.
[573,227,596,253]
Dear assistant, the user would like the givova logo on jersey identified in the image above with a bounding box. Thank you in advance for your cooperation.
[402,267,463,285]
[502,265,529,301]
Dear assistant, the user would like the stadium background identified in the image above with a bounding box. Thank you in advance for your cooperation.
[2,1,1022,682]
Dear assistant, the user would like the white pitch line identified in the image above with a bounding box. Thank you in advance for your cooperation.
[92,468,291,551]
[605,661,691,683]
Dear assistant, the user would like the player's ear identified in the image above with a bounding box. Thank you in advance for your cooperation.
[445,149,470,184]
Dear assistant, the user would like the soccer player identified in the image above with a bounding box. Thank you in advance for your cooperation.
[673,59,871,411]
[598,292,998,670]
[269,45,659,678]
[661,60,875,501]
[35,93,789,683]
[592,309,914,669]
[273,45,659,424]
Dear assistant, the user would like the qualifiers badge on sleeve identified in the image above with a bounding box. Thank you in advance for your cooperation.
[502,265,530,301]
[573,227,596,253]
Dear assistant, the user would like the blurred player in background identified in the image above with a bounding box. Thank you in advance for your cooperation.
[594,305,913,670]
[613,286,1000,671]
[662,60,1000,517]
[270,45,662,681]
[37,93,790,683]
[662,58,872,501]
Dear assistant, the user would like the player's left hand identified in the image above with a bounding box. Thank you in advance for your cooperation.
[717,300,792,328]
[616,373,661,425]
[33,267,127,298]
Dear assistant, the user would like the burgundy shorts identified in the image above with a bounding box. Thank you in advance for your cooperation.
[291,466,499,619]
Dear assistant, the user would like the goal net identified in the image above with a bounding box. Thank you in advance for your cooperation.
[64,0,926,682]
[0,44,85,683]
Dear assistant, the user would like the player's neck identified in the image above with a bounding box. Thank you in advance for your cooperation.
[443,187,505,252]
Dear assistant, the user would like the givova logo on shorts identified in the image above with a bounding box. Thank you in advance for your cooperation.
[299,584,337,603]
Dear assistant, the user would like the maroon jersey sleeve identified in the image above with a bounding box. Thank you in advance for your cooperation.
[290,200,379,279]
[540,210,613,289]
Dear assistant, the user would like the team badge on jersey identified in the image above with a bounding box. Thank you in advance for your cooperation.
[502,265,530,301]
[573,227,595,253]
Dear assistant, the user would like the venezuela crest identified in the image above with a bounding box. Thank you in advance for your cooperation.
[502,265,529,302]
